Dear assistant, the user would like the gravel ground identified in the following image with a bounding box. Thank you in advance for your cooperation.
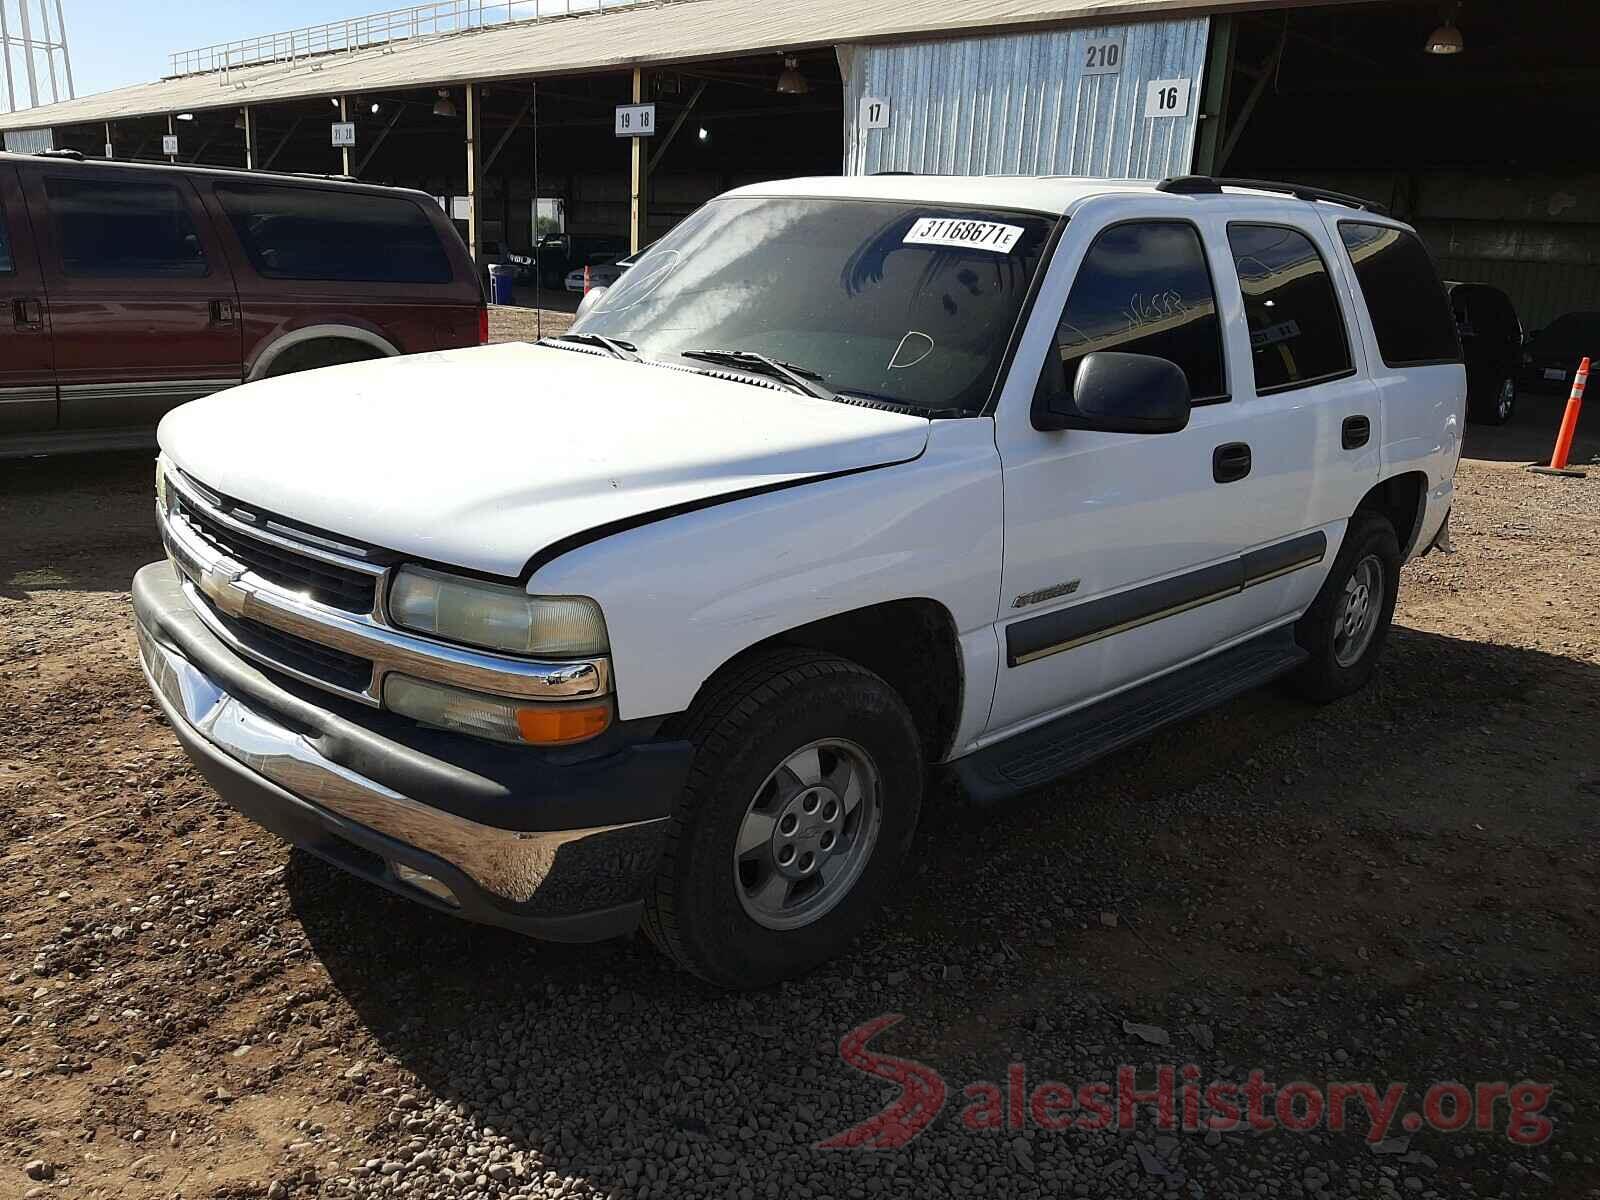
[1,367,1598,1200]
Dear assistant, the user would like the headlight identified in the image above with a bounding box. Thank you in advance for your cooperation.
[388,565,608,658]
[155,453,170,513]
[384,675,612,746]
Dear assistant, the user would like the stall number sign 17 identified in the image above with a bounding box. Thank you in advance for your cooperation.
[1145,78,1191,118]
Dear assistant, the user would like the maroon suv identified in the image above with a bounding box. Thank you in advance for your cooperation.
[0,151,485,457]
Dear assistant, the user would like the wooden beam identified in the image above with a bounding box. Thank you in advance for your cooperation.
[466,83,483,264]
[1216,27,1286,175]
[484,92,536,173]
[339,95,351,177]
[243,107,253,170]
[354,103,405,176]
[629,67,646,254]
[648,79,707,174]
[260,115,304,170]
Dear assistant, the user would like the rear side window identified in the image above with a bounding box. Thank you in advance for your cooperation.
[44,175,208,279]
[216,183,452,284]
[1339,222,1460,366]
[0,204,12,273]
[1053,220,1227,401]
[1226,224,1353,393]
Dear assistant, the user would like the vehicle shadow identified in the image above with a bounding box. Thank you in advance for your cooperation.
[285,623,1600,1189]
[1463,387,1600,466]
[0,450,162,599]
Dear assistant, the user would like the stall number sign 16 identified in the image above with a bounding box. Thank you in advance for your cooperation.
[1145,78,1191,118]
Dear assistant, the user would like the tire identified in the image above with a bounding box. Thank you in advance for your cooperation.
[1288,511,1401,703]
[641,648,923,989]
[1468,374,1516,426]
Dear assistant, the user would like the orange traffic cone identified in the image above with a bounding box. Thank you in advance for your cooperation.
[1528,356,1589,478]
[583,265,591,294]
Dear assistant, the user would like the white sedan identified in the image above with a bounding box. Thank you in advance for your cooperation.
[564,253,636,293]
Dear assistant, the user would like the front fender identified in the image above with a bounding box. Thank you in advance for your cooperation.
[528,419,1005,740]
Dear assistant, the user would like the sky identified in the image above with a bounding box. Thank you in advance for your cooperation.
[6,0,413,103]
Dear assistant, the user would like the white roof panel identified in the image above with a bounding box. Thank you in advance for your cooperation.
[0,0,1373,133]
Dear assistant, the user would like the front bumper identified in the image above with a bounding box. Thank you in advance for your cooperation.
[134,561,691,942]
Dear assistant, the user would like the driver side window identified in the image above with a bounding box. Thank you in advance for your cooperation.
[1045,220,1228,403]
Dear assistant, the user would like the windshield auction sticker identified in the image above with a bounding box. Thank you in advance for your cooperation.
[904,217,1025,254]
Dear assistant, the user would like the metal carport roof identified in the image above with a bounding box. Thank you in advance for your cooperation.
[0,0,1373,132]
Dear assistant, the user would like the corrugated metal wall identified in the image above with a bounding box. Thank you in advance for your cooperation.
[839,17,1208,178]
[3,128,53,153]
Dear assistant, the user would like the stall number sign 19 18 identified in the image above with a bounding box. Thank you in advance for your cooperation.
[615,104,657,137]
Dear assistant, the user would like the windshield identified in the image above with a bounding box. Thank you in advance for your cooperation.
[570,196,1056,413]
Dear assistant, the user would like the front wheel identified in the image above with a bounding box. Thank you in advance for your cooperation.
[1288,511,1401,703]
[641,649,923,989]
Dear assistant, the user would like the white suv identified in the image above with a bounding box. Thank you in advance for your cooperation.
[135,174,1465,988]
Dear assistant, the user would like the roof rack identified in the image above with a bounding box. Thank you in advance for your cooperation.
[34,148,85,161]
[1156,175,1385,214]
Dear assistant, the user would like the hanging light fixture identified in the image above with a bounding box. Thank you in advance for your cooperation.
[433,89,458,117]
[1424,4,1464,54]
[776,56,810,95]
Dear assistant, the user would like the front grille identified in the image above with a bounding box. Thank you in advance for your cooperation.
[209,605,374,695]
[173,493,377,614]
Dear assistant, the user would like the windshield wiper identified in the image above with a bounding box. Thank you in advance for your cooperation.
[542,333,639,362]
[679,349,838,402]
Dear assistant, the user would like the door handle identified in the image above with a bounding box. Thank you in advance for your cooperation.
[12,297,43,330]
[1212,442,1252,484]
[209,298,237,326]
[1342,415,1372,450]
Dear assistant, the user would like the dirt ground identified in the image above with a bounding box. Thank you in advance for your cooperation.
[2,356,1598,1199]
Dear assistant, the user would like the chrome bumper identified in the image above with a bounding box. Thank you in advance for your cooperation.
[137,614,667,911]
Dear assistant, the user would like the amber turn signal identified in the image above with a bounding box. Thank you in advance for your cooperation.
[514,700,612,746]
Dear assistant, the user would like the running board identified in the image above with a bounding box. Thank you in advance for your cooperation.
[955,628,1308,803]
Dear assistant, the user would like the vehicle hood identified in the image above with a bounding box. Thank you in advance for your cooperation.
[158,342,929,578]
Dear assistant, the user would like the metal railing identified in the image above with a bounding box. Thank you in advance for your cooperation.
[167,0,637,79]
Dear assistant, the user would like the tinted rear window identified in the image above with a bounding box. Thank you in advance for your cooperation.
[1339,222,1460,367]
[1227,223,1352,393]
[217,183,452,284]
[0,203,12,273]
[45,175,208,278]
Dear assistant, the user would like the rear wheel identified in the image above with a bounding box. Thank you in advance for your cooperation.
[262,339,384,379]
[1469,374,1516,425]
[642,649,922,989]
[1289,511,1401,703]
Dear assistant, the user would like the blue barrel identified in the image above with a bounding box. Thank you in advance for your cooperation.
[487,263,514,305]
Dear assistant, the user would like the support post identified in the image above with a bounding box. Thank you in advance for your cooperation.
[16,0,40,108]
[629,67,647,254]
[466,83,483,264]
[103,120,111,159]
[52,0,73,98]
[0,2,16,112]
[339,95,351,176]
[1193,15,1235,176]
[1216,26,1286,176]
[36,0,59,104]
[243,107,254,169]
[167,113,176,163]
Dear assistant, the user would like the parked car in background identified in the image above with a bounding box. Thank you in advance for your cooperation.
[526,233,627,289]
[1446,281,1522,424]
[0,151,485,458]
[564,252,633,293]
[135,173,1463,988]
[1522,311,1600,395]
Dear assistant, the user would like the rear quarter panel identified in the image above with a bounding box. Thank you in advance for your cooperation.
[192,178,483,375]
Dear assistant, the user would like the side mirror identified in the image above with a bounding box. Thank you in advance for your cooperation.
[1033,350,1191,434]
